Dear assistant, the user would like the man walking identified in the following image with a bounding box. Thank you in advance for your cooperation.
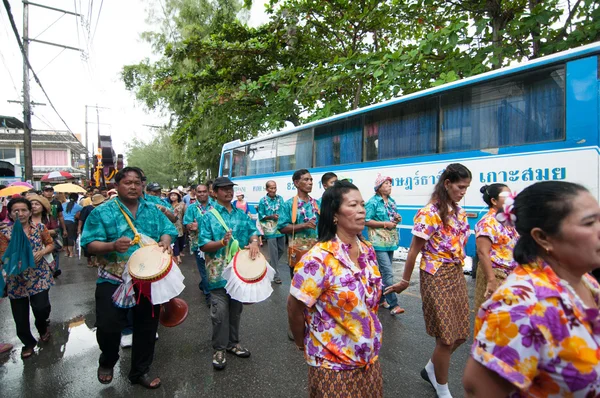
[199,177,259,370]
[257,180,285,284]
[81,167,177,389]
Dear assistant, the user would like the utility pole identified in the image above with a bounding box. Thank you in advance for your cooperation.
[22,1,32,181]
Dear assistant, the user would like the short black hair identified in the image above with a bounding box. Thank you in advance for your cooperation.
[321,172,337,187]
[7,197,32,220]
[206,179,213,188]
[513,181,588,264]
[292,169,310,182]
[480,183,508,207]
[99,186,108,192]
[115,167,143,184]
[318,180,360,242]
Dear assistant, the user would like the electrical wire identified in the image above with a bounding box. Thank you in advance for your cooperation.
[31,12,65,40]
[3,0,77,138]
[90,0,102,46]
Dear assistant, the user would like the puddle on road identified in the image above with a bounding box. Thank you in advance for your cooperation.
[62,315,97,359]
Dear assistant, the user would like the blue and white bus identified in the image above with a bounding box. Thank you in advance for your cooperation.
[219,42,600,256]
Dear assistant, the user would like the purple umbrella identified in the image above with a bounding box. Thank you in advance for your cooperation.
[8,181,33,189]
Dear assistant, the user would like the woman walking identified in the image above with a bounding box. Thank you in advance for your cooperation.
[386,163,472,398]
[62,193,82,257]
[473,184,518,310]
[464,181,600,396]
[169,189,186,264]
[29,194,61,277]
[288,181,383,397]
[0,198,56,359]
[365,173,404,315]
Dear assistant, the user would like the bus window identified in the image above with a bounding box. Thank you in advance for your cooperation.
[440,66,565,152]
[221,151,232,177]
[365,98,438,161]
[276,130,312,172]
[247,139,276,175]
[232,148,247,177]
[315,117,362,167]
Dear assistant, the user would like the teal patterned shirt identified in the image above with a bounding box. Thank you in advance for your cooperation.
[198,202,259,291]
[277,196,320,240]
[257,194,285,239]
[142,193,174,210]
[183,199,215,251]
[81,197,178,284]
[365,194,401,251]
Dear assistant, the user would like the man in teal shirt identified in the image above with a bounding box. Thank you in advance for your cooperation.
[183,183,215,304]
[199,177,259,371]
[81,167,177,390]
[278,169,320,278]
[143,182,177,223]
[257,180,285,284]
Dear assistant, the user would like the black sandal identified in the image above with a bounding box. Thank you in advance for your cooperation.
[132,373,161,389]
[97,366,114,384]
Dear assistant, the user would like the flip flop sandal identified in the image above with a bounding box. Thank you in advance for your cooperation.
[97,366,114,385]
[21,347,34,359]
[390,306,405,315]
[131,373,161,389]
[40,331,51,342]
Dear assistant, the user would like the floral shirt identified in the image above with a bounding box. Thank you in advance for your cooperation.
[475,209,519,275]
[172,202,186,237]
[257,194,285,239]
[412,202,470,275]
[80,198,178,284]
[278,196,320,249]
[183,199,214,252]
[198,203,259,291]
[0,222,54,299]
[290,237,383,370]
[471,259,600,397]
[365,194,401,251]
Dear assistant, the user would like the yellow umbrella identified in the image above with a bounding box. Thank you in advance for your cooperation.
[52,183,86,194]
[0,185,31,197]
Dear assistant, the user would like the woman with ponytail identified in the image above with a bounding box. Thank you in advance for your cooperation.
[386,163,472,398]
[473,184,518,310]
[464,181,600,397]
[62,193,82,257]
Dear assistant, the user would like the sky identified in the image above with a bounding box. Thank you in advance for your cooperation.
[0,0,269,158]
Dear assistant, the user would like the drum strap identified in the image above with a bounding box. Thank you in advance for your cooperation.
[209,208,239,263]
[115,200,142,246]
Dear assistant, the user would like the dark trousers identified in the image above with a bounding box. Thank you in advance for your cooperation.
[210,288,243,351]
[173,236,186,256]
[10,289,51,348]
[95,283,160,381]
[195,252,210,297]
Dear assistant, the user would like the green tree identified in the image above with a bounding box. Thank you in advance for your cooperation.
[123,0,600,174]
[126,128,197,187]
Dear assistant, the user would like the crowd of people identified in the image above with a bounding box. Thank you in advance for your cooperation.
[0,163,599,397]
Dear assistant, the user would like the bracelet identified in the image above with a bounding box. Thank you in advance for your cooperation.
[251,239,258,243]
[220,239,225,247]
[401,278,410,284]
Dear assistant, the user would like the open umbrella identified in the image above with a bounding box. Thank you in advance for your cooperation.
[8,181,33,189]
[52,183,86,194]
[41,171,74,182]
[0,185,30,197]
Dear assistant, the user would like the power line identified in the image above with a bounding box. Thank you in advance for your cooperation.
[0,49,19,96]
[2,0,76,137]
[90,0,103,45]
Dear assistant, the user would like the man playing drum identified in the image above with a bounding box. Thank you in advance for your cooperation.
[199,177,260,371]
[257,180,285,284]
[183,183,215,306]
[81,167,178,389]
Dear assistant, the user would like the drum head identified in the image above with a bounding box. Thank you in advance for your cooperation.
[128,245,172,280]
[233,250,267,282]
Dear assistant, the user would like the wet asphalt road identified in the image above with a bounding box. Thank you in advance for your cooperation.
[0,250,476,398]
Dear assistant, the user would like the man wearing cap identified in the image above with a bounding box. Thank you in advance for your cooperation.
[257,180,285,284]
[78,194,106,267]
[278,169,320,278]
[199,177,259,370]
[183,183,215,305]
[81,166,178,389]
[144,182,177,223]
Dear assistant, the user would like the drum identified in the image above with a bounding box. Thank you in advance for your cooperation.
[222,250,275,304]
[112,245,186,310]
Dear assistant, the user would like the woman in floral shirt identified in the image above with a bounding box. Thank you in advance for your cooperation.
[387,163,472,398]
[464,181,600,397]
[288,181,383,397]
[0,197,55,359]
[474,184,519,310]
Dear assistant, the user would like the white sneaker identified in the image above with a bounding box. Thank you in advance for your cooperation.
[120,333,133,348]
[155,332,159,340]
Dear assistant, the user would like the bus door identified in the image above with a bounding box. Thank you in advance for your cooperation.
[220,150,232,177]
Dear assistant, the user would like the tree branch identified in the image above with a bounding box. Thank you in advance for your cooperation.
[555,0,583,40]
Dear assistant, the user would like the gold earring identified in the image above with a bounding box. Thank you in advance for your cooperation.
[333,218,338,225]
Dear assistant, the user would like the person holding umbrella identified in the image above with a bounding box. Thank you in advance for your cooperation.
[0,197,56,359]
